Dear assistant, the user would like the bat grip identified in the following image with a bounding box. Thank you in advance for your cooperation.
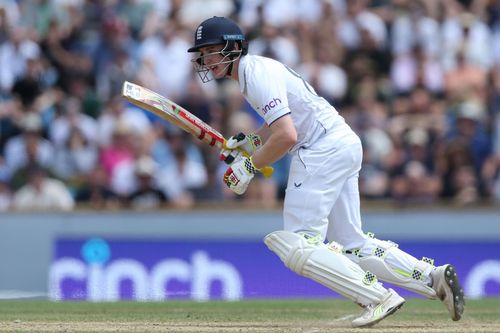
[259,166,274,178]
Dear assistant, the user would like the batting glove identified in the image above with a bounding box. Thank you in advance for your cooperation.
[223,155,258,195]
[220,132,262,164]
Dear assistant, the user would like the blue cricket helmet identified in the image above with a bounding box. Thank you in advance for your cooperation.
[187,16,248,55]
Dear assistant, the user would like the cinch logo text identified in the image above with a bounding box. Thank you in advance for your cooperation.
[262,98,282,114]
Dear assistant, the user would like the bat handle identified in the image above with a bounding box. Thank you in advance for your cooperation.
[259,166,274,178]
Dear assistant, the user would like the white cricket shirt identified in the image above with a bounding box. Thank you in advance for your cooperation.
[237,54,343,152]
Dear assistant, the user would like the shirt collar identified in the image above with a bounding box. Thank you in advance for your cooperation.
[237,55,248,95]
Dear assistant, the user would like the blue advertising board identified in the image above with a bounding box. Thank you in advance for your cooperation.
[49,238,500,301]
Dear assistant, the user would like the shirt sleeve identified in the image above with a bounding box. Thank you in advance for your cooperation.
[244,61,291,125]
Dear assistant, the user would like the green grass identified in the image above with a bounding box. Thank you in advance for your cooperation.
[0,298,498,333]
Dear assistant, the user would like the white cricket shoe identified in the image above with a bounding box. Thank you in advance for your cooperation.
[351,288,405,328]
[431,264,465,321]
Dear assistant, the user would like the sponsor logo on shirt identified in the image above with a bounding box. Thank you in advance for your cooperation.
[260,98,282,114]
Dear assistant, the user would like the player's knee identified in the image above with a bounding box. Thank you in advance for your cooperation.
[264,230,322,275]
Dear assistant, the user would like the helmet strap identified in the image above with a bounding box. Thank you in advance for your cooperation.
[222,40,238,78]
[226,61,234,78]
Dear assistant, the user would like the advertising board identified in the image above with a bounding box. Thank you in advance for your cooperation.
[49,238,500,300]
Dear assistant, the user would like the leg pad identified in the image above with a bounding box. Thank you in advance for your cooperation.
[264,231,389,306]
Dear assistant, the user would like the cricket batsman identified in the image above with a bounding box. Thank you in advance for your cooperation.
[187,16,464,327]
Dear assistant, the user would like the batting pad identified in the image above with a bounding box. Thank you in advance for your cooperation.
[359,256,437,299]
[356,238,437,299]
[264,230,389,306]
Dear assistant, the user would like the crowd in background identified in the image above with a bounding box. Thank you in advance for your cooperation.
[1,0,500,211]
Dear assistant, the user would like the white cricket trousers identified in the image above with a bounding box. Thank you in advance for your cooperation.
[283,120,424,282]
[283,120,367,250]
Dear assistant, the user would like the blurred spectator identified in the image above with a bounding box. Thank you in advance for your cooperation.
[391,1,440,58]
[239,0,327,29]
[391,46,444,95]
[115,0,155,40]
[19,0,69,37]
[93,15,138,88]
[0,179,11,211]
[96,47,136,100]
[482,152,500,202]
[74,165,121,210]
[65,76,102,119]
[178,0,234,27]
[388,128,442,203]
[451,164,480,206]
[436,137,475,202]
[390,160,442,204]
[155,130,208,207]
[49,96,97,148]
[338,0,387,52]
[52,126,98,187]
[444,47,488,101]
[10,56,44,107]
[127,155,168,210]
[138,21,191,101]
[12,164,74,211]
[0,1,20,30]
[447,100,491,175]
[1,0,500,209]
[101,120,135,191]
[0,155,9,181]
[0,8,7,45]
[441,11,493,71]
[150,126,205,171]
[40,19,93,92]
[249,23,300,67]
[3,112,54,174]
[0,26,40,93]
[97,95,151,147]
[352,92,392,197]
[159,133,207,201]
[492,66,500,154]
[297,43,348,104]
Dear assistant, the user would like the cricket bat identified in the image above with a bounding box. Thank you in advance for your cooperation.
[121,81,273,177]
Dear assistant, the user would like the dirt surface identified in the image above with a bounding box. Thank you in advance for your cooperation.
[1,299,498,333]
[1,319,499,333]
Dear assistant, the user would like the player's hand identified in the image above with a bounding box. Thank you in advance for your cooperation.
[223,155,257,195]
[220,132,262,164]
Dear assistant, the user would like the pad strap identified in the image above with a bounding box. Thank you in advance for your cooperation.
[412,257,435,281]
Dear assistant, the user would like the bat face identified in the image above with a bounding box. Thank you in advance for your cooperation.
[122,81,225,148]
[121,81,273,177]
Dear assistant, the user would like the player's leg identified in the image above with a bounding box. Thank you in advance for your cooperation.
[282,130,363,237]
[264,230,405,328]
[324,170,433,297]
[270,136,404,327]
[349,234,464,321]
[325,177,464,321]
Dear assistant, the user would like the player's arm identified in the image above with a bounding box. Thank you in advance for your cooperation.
[255,123,271,142]
[222,114,296,195]
[251,114,297,169]
[220,124,271,164]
